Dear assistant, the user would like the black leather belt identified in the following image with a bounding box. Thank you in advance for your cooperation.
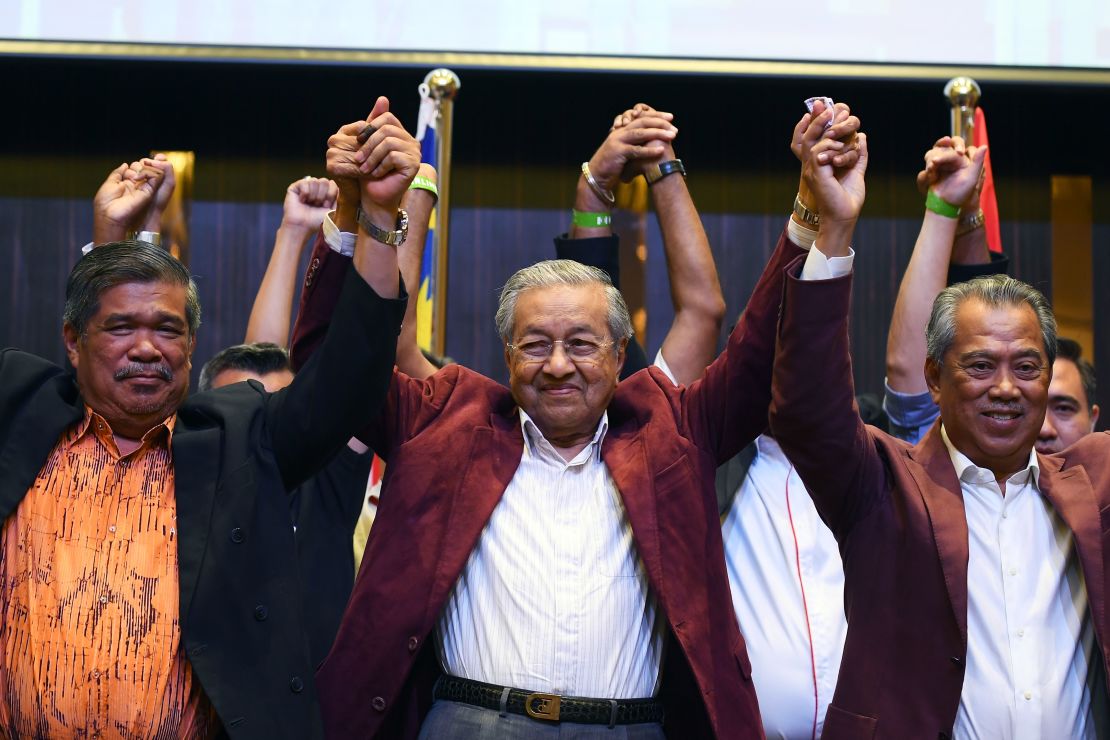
[433,675,665,726]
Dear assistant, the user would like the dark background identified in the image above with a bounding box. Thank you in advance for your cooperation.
[0,54,1106,420]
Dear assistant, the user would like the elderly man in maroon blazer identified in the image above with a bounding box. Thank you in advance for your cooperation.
[770,126,1110,736]
[290,101,863,738]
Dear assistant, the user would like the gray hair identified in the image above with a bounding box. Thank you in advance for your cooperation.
[64,240,201,338]
[495,259,632,345]
[925,274,1056,367]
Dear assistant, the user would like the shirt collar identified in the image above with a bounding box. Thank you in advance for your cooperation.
[518,409,609,464]
[71,406,177,455]
[940,423,1040,487]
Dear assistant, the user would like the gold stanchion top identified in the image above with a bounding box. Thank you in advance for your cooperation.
[944,76,981,109]
[424,68,461,100]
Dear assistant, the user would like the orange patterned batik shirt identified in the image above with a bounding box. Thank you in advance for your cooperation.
[0,408,218,739]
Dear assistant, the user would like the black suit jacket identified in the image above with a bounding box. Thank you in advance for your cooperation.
[0,267,403,740]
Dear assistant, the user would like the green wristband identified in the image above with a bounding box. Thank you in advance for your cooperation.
[572,209,612,228]
[925,190,960,219]
[409,176,439,200]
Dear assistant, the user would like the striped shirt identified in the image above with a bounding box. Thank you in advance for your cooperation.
[0,408,217,739]
[436,410,664,698]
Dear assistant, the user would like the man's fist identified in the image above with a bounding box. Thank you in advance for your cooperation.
[915,136,987,212]
[92,161,161,245]
[283,176,339,232]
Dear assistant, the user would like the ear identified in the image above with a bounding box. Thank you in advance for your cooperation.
[614,337,628,380]
[504,344,512,371]
[1090,404,1100,432]
[924,357,943,405]
[63,323,82,369]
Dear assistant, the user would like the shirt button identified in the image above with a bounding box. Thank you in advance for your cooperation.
[119,461,127,469]
[100,595,108,604]
[1009,568,1018,576]
[1002,511,1008,519]
[108,525,116,533]
[1018,628,1025,637]
[1024,690,1032,701]
[372,696,386,712]
[230,527,245,544]
[254,605,269,622]
[290,676,304,693]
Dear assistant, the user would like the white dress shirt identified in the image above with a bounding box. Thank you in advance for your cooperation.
[941,427,1096,739]
[722,435,846,740]
[436,410,664,699]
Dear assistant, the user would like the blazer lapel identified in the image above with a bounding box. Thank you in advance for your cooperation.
[424,410,524,620]
[0,374,83,520]
[1037,456,1105,644]
[602,423,666,608]
[171,415,221,627]
[906,425,970,644]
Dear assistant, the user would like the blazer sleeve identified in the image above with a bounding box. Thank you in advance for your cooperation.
[768,263,888,540]
[680,230,805,464]
[289,231,347,373]
[269,265,405,491]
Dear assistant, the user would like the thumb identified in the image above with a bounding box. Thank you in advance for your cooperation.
[368,95,389,121]
[970,145,988,168]
[106,163,128,184]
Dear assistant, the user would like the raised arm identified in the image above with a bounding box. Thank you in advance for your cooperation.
[269,96,418,489]
[621,107,725,384]
[769,110,882,537]
[245,176,338,345]
[394,165,439,380]
[886,137,987,394]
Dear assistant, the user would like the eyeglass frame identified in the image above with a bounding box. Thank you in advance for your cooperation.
[505,336,620,363]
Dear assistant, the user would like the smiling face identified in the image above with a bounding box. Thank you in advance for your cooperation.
[505,283,625,451]
[925,298,1050,479]
[64,280,195,440]
[1036,356,1100,454]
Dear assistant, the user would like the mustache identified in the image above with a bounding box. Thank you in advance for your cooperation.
[114,362,173,381]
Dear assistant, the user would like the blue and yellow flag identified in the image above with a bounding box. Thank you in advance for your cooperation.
[415,90,438,353]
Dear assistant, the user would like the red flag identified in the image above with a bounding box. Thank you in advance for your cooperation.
[973,107,1003,253]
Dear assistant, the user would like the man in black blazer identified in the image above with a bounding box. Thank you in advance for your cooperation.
[0,98,418,739]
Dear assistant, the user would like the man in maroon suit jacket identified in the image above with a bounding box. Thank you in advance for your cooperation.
[770,125,1110,737]
[290,104,862,738]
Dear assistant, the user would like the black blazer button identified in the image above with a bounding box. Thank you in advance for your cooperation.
[254,605,268,621]
[408,636,419,652]
[290,676,304,693]
[372,696,386,712]
[950,655,963,667]
[230,527,245,544]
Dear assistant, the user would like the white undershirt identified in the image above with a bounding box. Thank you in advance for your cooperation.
[942,426,1096,739]
[436,410,664,698]
[722,435,846,740]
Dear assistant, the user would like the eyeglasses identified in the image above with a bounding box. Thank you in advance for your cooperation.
[506,337,616,362]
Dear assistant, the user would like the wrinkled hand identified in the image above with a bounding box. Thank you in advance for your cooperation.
[588,103,677,188]
[283,176,339,232]
[353,96,421,212]
[803,133,869,225]
[326,121,364,208]
[915,136,987,211]
[93,161,161,243]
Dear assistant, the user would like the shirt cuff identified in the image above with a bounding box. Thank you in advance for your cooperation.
[799,242,855,280]
[323,211,356,257]
[882,379,940,445]
[653,349,679,387]
[786,217,819,251]
[81,242,94,256]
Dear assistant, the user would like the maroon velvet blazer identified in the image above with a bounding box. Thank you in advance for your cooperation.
[289,232,812,739]
[769,267,1110,739]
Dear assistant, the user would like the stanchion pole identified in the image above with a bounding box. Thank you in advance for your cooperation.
[425,68,461,358]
